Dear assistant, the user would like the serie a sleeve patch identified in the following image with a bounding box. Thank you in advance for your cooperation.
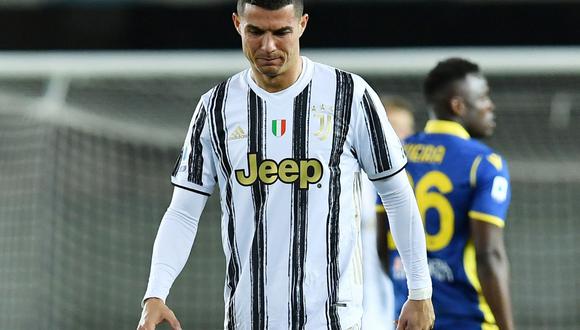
[491,176,509,203]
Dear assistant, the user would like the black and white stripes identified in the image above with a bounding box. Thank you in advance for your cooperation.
[171,149,183,178]
[361,89,392,173]
[187,104,208,185]
[288,83,312,330]
[248,89,269,330]
[325,70,355,330]
[208,80,241,330]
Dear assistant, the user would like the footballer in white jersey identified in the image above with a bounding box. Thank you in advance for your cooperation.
[140,2,433,329]
[172,57,405,329]
[143,57,428,329]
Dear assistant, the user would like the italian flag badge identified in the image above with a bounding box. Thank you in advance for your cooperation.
[272,119,287,137]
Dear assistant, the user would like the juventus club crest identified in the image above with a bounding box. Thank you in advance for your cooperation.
[272,119,286,137]
[311,104,334,141]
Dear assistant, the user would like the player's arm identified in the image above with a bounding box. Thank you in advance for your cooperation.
[470,218,514,330]
[374,171,434,330]
[137,186,208,330]
[375,199,390,274]
[353,80,433,329]
[138,98,214,330]
[469,153,514,330]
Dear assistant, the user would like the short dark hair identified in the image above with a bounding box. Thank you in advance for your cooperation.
[237,0,304,17]
[423,58,480,110]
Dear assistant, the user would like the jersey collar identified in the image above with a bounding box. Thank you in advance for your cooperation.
[424,120,471,139]
[245,56,314,100]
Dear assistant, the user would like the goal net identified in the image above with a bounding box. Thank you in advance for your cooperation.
[0,48,579,329]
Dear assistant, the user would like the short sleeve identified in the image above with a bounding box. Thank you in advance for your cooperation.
[352,81,407,180]
[170,99,217,196]
[469,153,511,227]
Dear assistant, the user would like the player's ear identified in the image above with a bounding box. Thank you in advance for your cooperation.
[450,96,466,117]
[297,14,309,37]
[232,12,242,35]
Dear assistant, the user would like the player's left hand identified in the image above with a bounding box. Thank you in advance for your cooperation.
[395,298,435,330]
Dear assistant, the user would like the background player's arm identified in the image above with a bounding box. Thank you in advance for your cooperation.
[375,205,390,274]
[471,219,514,330]
[470,153,514,330]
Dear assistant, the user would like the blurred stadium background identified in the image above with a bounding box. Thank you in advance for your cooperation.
[1,1,579,330]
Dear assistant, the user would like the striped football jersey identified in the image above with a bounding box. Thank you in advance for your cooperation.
[171,57,406,330]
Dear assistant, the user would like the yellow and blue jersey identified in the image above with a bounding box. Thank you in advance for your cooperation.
[377,120,511,330]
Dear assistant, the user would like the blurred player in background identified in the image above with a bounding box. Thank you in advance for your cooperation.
[384,58,514,330]
[362,96,415,330]
[383,97,415,141]
[136,0,434,329]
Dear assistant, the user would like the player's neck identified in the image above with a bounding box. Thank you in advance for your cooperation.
[251,57,303,93]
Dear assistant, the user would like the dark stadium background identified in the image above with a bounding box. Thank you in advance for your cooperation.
[1,1,580,50]
[1,1,579,330]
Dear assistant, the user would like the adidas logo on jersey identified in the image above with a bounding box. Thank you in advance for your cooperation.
[229,126,247,141]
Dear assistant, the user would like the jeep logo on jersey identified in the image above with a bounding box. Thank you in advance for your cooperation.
[235,153,323,189]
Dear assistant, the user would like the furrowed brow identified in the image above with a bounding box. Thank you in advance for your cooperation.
[246,24,265,33]
[274,26,293,33]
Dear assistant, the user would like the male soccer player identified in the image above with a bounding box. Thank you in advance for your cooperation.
[137,1,434,329]
[384,58,514,330]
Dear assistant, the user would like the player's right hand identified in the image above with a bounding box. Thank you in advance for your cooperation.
[137,298,183,330]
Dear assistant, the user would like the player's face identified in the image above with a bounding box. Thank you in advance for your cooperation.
[233,4,308,85]
[461,74,496,138]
